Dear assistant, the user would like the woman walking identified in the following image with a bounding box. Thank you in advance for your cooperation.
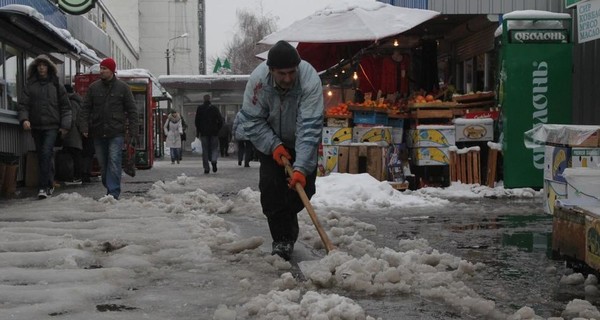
[164,110,184,164]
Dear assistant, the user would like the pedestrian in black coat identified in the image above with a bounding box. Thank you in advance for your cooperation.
[194,94,223,174]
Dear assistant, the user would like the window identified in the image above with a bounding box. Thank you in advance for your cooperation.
[3,44,22,111]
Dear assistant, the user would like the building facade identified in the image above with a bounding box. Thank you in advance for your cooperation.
[0,0,139,184]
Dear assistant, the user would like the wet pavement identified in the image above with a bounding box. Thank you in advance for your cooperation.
[1,152,596,319]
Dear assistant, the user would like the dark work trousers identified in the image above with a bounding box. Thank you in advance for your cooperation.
[237,140,254,166]
[219,137,229,157]
[81,136,95,180]
[258,151,317,244]
[62,146,83,180]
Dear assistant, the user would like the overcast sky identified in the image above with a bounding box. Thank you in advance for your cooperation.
[205,0,359,62]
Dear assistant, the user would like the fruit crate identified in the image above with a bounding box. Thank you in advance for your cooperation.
[353,110,388,126]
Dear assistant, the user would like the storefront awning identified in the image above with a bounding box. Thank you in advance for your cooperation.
[0,4,78,54]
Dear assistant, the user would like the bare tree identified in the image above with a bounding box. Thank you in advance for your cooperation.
[218,8,277,74]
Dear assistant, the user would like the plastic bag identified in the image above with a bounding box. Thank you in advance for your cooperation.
[191,137,202,154]
[227,142,236,155]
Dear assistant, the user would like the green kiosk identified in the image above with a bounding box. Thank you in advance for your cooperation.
[497,11,573,188]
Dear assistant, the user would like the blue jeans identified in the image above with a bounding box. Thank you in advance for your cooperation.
[94,136,124,199]
[200,136,219,170]
[170,148,181,162]
[31,129,58,190]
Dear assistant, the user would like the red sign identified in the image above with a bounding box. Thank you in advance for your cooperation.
[464,110,499,120]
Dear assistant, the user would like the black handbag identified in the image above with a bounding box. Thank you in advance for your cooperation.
[123,136,136,177]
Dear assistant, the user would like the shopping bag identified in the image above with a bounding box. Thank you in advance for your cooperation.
[123,136,136,177]
[191,137,202,154]
[227,142,236,155]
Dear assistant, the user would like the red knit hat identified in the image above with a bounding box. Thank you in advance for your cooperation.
[100,58,116,73]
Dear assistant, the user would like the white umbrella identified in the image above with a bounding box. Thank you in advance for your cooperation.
[259,0,440,45]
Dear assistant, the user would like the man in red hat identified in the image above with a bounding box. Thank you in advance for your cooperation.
[79,58,138,200]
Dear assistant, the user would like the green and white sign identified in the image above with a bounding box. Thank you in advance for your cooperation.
[58,0,98,15]
[566,0,587,9]
[577,0,600,43]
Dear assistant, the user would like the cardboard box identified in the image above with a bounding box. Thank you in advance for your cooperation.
[407,125,455,147]
[317,145,338,176]
[564,168,600,203]
[571,147,600,169]
[568,129,600,147]
[454,118,494,142]
[543,179,567,215]
[326,117,351,127]
[322,127,352,145]
[411,147,450,166]
[543,145,571,183]
[352,126,392,145]
[552,205,586,261]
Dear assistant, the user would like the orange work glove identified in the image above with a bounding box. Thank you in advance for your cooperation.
[272,145,291,166]
[288,170,306,189]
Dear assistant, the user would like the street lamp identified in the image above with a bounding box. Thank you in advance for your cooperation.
[165,32,188,75]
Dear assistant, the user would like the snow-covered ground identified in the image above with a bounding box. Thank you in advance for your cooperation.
[0,164,598,320]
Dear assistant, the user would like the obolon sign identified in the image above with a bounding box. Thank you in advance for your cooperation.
[510,30,569,43]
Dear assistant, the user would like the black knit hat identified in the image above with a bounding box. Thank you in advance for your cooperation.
[267,41,301,69]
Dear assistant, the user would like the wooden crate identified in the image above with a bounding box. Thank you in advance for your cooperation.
[337,145,387,181]
[449,148,481,184]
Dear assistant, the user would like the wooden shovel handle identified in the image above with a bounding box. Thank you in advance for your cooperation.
[282,156,335,253]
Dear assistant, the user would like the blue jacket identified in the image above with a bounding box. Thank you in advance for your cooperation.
[239,60,323,175]
[232,112,248,141]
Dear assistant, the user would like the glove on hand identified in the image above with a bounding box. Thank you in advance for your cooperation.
[288,170,306,189]
[272,145,291,166]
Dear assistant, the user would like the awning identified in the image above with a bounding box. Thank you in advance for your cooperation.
[0,4,78,54]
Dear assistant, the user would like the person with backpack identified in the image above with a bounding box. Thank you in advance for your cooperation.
[17,54,72,199]
[58,84,84,185]
[164,110,184,164]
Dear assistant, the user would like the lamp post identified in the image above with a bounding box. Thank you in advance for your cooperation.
[165,32,188,75]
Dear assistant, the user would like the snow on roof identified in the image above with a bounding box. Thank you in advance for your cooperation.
[494,10,571,37]
[0,4,101,62]
[503,10,571,20]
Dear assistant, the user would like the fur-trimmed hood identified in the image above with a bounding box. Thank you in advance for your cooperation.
[27,54,58,79]
[168,112,181,123]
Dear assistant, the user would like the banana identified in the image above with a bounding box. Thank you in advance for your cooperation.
[552,149,566,176]
[331,128,352,144]
[546,183,558,215]
[322,147,338,173]
[420,129,450,146]
[360,128,382,142]
[325,154,338,173]
[428,147,450,164]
